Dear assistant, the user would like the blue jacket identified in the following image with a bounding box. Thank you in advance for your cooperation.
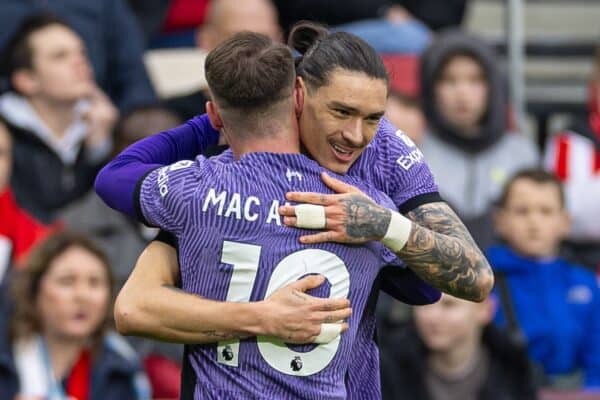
[487,244,600,388]
[0,331,151,400]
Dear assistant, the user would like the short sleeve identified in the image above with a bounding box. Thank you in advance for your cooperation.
[352,117,442,214]
[137,158,206,234]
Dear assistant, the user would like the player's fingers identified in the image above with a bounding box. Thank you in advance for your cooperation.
[278,205,296,217]
[311,296,350,311]
[317,307,352,323]
[282,216,297,226]
[286,191,335,206]
[292,274,326,292]
[321,172,362,194]
[299,231,340,244]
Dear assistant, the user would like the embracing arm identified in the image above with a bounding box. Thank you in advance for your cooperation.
[95,114,219,219]
[114,240,352,344]
[281,174,494,302]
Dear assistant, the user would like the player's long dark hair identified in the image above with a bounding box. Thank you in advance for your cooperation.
[288,21,389,92]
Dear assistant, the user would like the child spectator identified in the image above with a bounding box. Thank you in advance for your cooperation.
[419,30,539,250]
[0,232,150,399]
[385,91,426,145]
[0,14,118,223]
[380,293,537,400]
[488,169,600,390]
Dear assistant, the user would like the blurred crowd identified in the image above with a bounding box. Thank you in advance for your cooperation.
[0,0,598,399]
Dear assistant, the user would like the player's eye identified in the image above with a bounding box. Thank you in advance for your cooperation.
[334,108,351,117]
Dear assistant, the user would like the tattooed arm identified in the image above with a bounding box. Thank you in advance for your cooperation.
[114,241,351,344]
[280,173,493,302]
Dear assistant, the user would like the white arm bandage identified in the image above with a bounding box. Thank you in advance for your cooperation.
[381,211,413,253]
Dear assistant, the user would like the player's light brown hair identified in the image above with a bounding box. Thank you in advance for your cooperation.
[496,169,565,209]
[204,31,295,111]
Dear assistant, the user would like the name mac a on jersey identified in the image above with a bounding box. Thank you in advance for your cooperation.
[395,130,424,171]
[202,188,285,226]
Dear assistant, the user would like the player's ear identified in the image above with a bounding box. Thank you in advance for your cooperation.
[294,77,305,117]
[206,101,224,130]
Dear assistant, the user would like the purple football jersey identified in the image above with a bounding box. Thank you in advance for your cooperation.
[139,152,398,399]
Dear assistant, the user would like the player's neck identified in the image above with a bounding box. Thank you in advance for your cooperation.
[229,123,300,159]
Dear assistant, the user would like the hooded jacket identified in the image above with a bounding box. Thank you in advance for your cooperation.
[488,244,600,388]
[380,322,538,400]
[419,31,538,248]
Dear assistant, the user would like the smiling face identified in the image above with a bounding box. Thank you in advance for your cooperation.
[36,245,110,341]
[298,68,388,174]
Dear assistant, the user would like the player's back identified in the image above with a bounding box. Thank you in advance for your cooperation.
[139,152,396,399]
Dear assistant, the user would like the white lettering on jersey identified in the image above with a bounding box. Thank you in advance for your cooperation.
[202,188,227,215]
[157,167,169,197]
[224,193,242,220]
[266,200,281,226]
[394,130,416,148]
[396,148,424,171]
[244,196,261,221]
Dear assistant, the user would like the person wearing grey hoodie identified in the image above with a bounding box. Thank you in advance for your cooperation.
[418,30,539,249]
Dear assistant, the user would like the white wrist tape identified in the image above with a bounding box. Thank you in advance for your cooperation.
[381,211,412,253]
[313,323,342,344]
[294,204,326,229]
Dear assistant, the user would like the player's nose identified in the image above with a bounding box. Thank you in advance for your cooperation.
[341,119,365,147]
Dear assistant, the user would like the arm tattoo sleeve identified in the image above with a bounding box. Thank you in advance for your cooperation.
[398,202,493,302]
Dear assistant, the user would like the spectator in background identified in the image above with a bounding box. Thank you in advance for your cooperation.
[0,14,118,223]
[60,105,181,287]
[380,293,537,400]
[273,0,468,34]
[0,232,150,399]
[0,0,156,111]
[0,118,55,274]
[544,45,600,271]
[419,30,538,249]
[385,92,426,145]
[488,169,600,390]
[166,0,282,121]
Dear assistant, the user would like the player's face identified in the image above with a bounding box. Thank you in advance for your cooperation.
[414,294,490,353]
[0,123,11,192]
[24,24,93,102]
[299,69,387,174]
[495,179,569,259]
[434,55,488,135]
[36,246,110,341]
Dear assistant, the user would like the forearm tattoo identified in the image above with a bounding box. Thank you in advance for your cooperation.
[341,194,392,240]
[399,202,493,301]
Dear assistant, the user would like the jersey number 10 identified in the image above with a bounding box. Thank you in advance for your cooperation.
[217,241,350,376]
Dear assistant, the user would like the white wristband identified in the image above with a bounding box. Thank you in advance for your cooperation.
[295,204,326,229]
[381,211,412,253]
[313,323,342,344]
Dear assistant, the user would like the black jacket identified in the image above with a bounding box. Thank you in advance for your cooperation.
[7,120,105,223]
[380,323,538,400]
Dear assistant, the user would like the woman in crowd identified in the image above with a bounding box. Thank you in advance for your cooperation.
[0,232,150,399]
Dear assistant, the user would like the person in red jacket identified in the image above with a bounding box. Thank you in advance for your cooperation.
[0,118,54,272]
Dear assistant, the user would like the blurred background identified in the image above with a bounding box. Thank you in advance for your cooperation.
[0,1,599,399]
